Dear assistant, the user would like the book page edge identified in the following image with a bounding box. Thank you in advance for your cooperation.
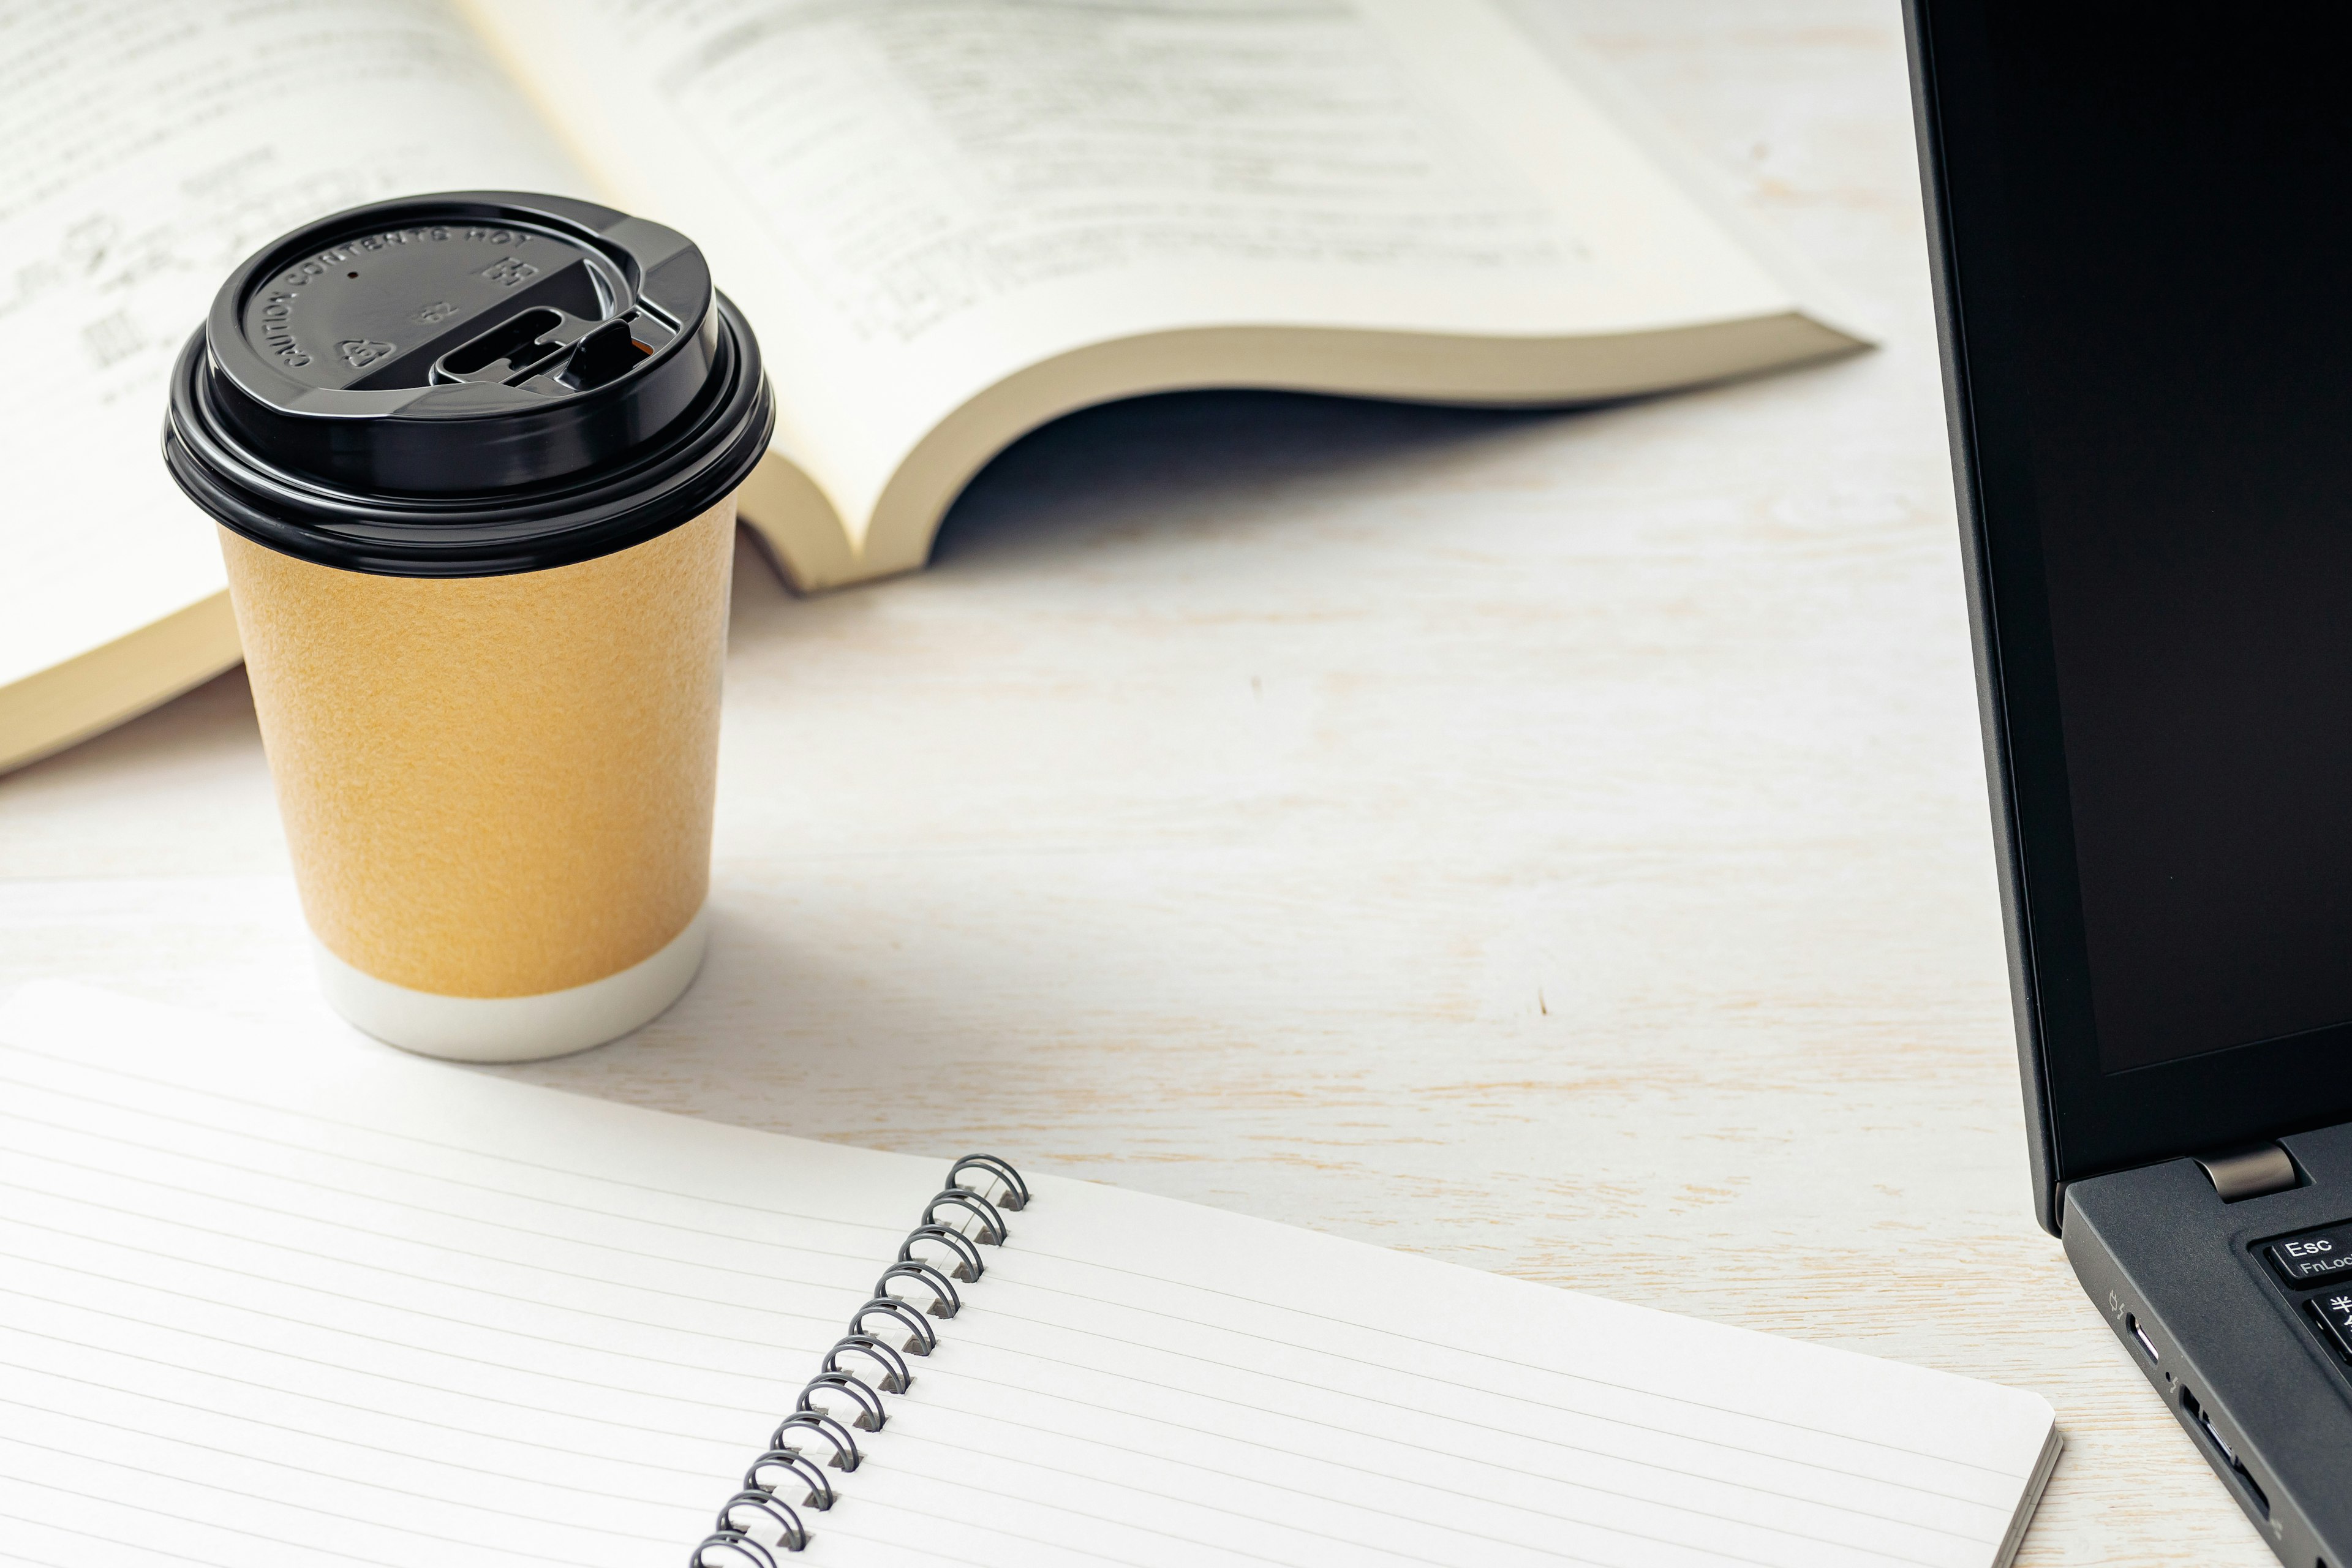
[848,312,1865,586]
[0,589,241,775]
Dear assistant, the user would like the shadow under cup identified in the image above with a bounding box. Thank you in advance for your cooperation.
[163,191,775,1061]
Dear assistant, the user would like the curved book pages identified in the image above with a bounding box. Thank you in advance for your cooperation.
[1,0,1863,772]
[470,0,1869,594]
[0,985,2058,1568]
[0,0,588,774]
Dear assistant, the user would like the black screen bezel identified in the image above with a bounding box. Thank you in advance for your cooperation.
[1905,0,2352,1234]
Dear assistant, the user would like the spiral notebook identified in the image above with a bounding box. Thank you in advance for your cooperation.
[0,984,2057,1568]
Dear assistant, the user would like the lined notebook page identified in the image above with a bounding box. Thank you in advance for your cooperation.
[0,984,940,1567]
[0,985,2056,1567]
[879,1184,2058,1568]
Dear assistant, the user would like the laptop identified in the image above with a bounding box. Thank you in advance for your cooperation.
[1905,3,2352,1561]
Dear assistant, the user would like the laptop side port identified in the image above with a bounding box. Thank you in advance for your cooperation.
[2125,1312,2159,1363]
[2179,1385,2270,1519]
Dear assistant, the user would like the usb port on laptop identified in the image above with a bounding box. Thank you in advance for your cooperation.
[2180,1386,2270,1519]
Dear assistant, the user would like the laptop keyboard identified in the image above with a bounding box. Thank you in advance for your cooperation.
[2264,1223,2352,1286]
[2257,1221,2352,1362]
[2309,1291,2352,1359]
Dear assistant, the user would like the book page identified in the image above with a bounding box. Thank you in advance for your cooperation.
[0,986,2056,1567]
[463,0,1833,564]
[0,0,594,704]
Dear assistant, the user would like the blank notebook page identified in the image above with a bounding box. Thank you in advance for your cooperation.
[0,984,2057,1568]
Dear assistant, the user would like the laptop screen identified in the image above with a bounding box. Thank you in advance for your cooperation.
[1966,9,2352,1074]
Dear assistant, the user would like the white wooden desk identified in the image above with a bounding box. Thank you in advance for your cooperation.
[0,4,2270,1562]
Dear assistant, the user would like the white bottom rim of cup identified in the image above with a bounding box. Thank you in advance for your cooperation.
[312,906,709,1063]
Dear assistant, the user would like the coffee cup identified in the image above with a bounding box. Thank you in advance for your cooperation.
[164,192,773,1062]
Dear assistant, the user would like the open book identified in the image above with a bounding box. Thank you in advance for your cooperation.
[0,984,2055,1567]
[0,0,1865,774]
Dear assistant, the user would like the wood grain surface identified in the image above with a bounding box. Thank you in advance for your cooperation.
[0,4,2272,1562]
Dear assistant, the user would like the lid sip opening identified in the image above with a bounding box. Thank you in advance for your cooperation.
[255,212,670,395]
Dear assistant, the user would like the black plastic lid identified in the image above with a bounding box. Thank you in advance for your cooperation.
[164,192,774,578]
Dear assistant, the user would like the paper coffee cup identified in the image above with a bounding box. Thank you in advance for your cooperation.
[164,193,774,1061]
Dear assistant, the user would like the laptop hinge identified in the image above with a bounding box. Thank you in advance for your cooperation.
[2195,1142,2299,1202]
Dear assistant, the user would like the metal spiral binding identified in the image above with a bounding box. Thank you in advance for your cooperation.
[689,1153,1028,1563]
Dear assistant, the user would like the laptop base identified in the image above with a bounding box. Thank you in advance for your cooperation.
[2067,1123,2352,1565]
